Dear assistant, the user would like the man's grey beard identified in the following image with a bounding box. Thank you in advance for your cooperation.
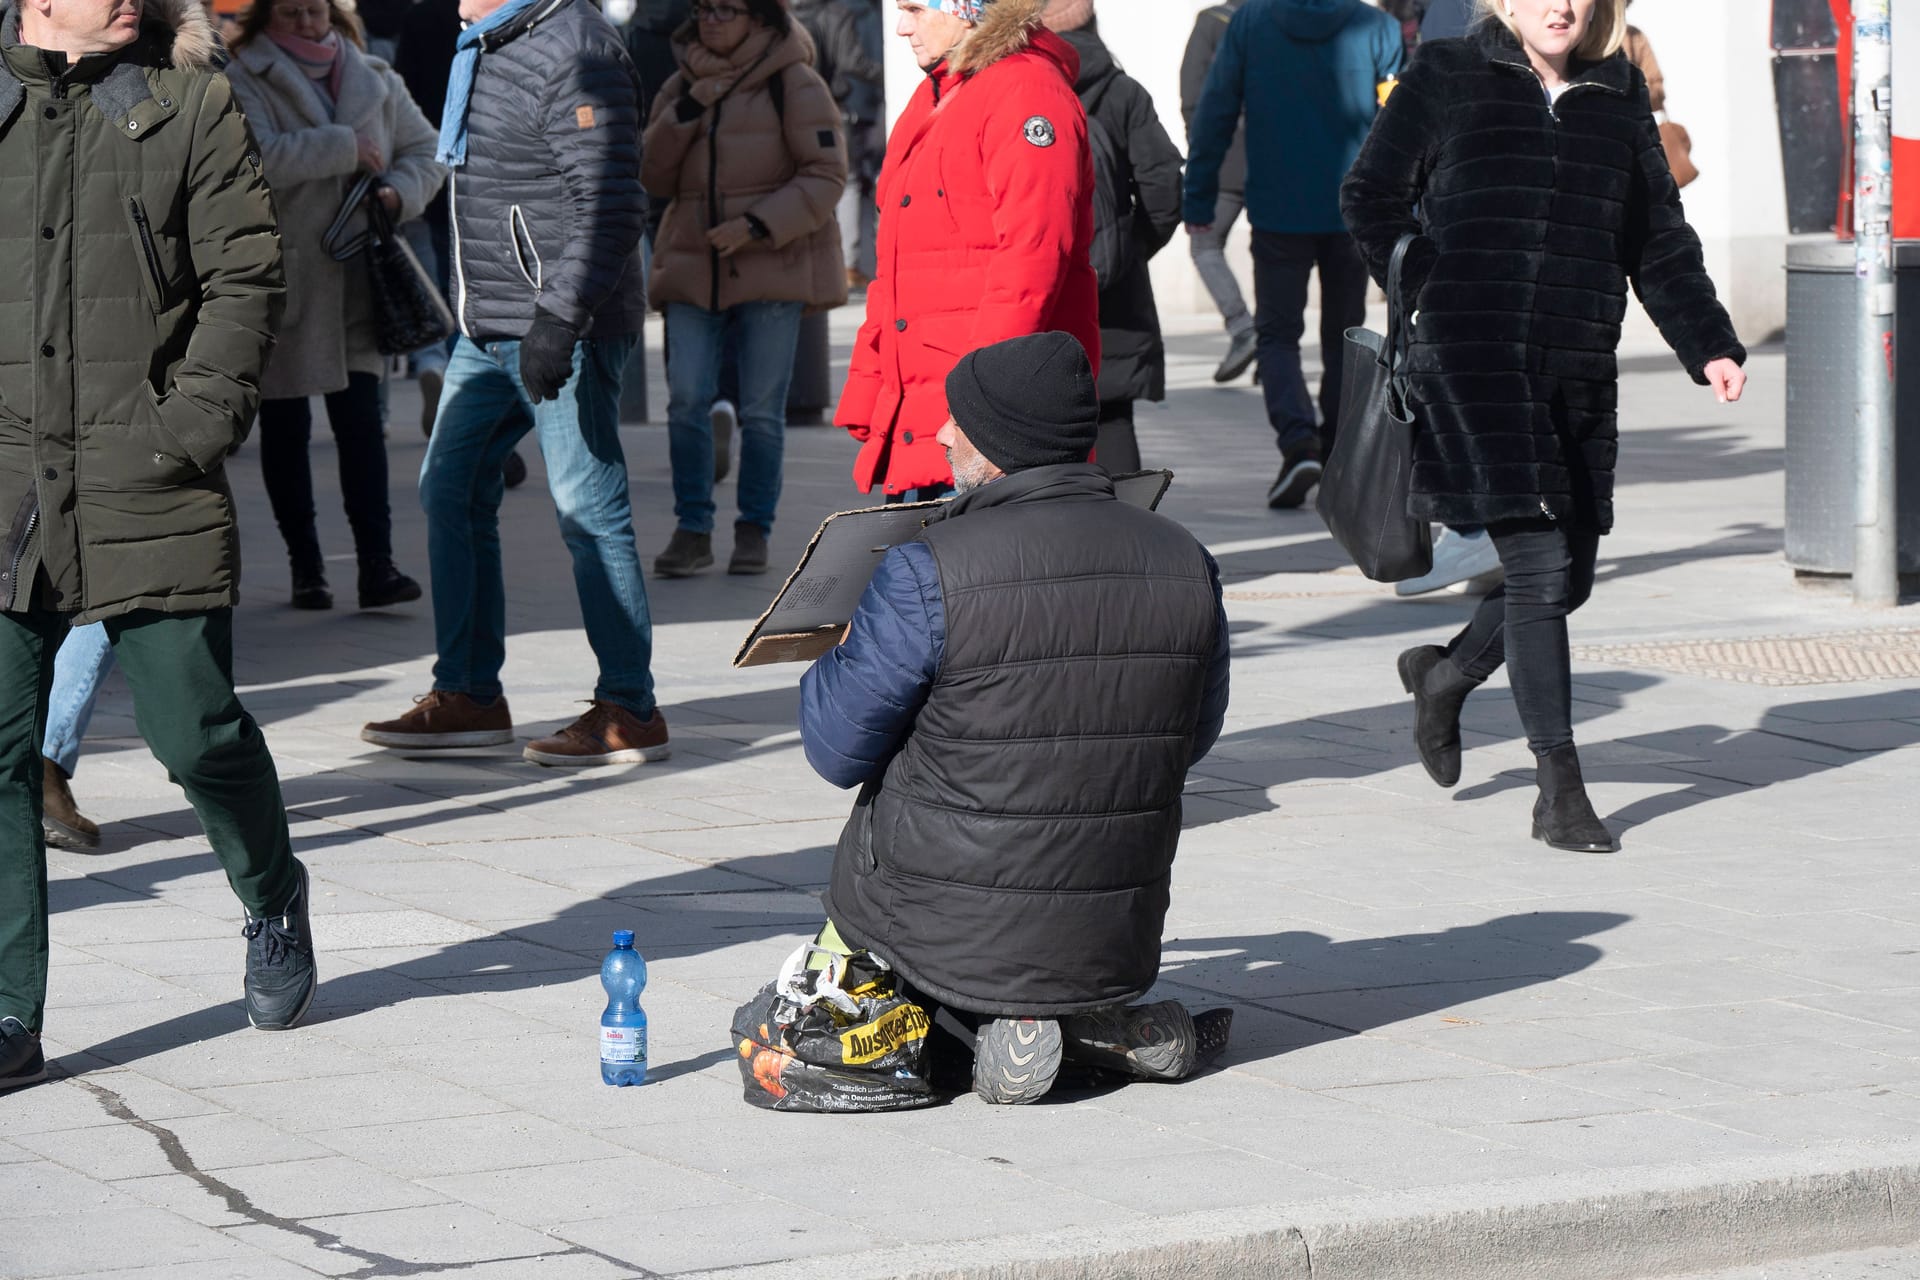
[948,450,999,494]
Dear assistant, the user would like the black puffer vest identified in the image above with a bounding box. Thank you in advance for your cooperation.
[825,465,1220,1016]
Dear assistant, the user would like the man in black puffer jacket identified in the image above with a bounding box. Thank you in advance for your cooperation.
[800,333,1233,1106]
[361,0,667,768]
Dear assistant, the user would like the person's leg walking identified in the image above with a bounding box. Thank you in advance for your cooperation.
[42,622,114,780]
[1249,231,1322,507]
[525,335,658,720]
[730,299,805,573]
[256,396,328,604]
[1095,400,1141,473]
[325,372,421,607]
[107,608,318,1023]
[664,303,727,538]
[1193,192,1256,384]
[420,338,532,702]
[1314,232,1370,451]
[0,606,62,1044]
[40,621,113,850]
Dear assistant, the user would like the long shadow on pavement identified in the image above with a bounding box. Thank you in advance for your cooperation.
[1155,911,1632,1068]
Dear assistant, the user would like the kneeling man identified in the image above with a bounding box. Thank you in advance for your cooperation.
[800,332,1231,1103]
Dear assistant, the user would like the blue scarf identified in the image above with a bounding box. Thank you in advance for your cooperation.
[435,0,552,167]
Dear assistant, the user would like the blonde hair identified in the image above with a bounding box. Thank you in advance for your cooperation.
[1475,0,1628,62]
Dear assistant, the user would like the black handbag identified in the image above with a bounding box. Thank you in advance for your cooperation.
[323,172,457,357]
[1319,233,1432,583]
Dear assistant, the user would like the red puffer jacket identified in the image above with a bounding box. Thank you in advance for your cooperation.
[834,1,1100,496]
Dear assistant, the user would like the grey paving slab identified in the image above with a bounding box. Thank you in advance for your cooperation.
[9,321,1920,1279]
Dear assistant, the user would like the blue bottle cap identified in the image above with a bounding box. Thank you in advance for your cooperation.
[612,930,634,948]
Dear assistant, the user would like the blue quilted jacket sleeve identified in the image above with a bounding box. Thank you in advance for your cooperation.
[799,541,945,789]
[1191,548,1230,767]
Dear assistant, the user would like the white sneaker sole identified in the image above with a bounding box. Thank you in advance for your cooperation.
[522,743,672,767]
[360,728,515,749]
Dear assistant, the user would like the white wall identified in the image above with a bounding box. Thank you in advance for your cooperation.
[881,0,1789,340]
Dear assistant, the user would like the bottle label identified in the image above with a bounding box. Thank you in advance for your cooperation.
[601,1025,645,1065]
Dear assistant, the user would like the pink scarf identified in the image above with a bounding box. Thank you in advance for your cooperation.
[269,28,344,104]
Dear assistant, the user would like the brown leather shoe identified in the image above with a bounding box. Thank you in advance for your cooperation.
[361,691,514,749]
[523,702,669,767]
[41,759,100,851]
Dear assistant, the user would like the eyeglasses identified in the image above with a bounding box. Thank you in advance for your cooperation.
[694,4,746,21]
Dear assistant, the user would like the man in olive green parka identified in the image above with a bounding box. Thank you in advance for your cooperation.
[0,0,317,1094]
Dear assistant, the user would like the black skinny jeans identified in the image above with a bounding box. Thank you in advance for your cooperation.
[1095,400,1141,474]
[1444,519,1600,757]
[257,371,393,575]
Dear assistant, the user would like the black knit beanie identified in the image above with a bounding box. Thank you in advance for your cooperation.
[943,332,1100,473]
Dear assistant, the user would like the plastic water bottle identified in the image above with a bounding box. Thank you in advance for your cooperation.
[599,930,647,1086]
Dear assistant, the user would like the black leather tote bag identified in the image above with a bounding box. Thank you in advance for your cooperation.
[324,172,457,357]
[1319,233,1432,582]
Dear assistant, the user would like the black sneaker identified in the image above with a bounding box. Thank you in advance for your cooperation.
[0,1017,46,1092]
[972,1017,1061,1105]
[1062,1000,1198,1081]
[290,571,333,611]
[1266,443,1323,509]
[243,859,316,1031]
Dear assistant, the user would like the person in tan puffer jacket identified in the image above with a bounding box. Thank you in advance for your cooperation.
[643,0,847,578]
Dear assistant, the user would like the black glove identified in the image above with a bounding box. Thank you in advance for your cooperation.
[674,84,705,124]
[519,312,578,404]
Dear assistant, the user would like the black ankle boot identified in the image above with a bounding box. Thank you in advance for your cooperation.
[1397,645,1480,788]
[358,559,423,609]
[290,567,332,610]
[1532,745,1619,853]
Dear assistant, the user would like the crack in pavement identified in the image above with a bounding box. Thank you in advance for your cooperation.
[74,1076,663,1278]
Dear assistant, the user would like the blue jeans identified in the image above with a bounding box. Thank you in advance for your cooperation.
[419,333,655,716]
[665,301,804,535]
[42,622,113,777]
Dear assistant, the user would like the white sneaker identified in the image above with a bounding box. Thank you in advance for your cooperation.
[1396,527,1505,597]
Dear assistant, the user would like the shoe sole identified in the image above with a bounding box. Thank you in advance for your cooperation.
[973,1018,1062,1105]
[0,1063,47,1091]
[359,584,424,610]
[655,558,714,578]
[1266,460,1322,509]
[1064,1001,1197,1081]
[1532,824,1620,854]
[360,728,515,749]
[43,816,100,851]
[523,743,672,767]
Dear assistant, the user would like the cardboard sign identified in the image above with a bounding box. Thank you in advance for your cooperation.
[733,470,1175,668]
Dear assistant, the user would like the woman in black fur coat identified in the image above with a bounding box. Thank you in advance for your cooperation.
[1340,0,1746,853]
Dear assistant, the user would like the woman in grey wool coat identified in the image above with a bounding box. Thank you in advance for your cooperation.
[228,0,444,610]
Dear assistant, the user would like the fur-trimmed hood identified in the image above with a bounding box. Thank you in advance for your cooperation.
[145,0,222,72]
[949,0,1047,76]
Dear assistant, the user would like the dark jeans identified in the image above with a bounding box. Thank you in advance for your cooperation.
[1445,520,1601,757]
[1249,230,1369,454]
[258,371,393,574]
[0,603,297,1033]
[1096,400,1141,474]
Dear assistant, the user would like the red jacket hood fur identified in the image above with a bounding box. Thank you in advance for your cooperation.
[834,2,1101,495]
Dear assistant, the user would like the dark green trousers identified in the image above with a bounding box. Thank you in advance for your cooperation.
[0,605,297,1034]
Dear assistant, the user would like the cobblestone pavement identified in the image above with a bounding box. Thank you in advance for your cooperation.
[3,310,1917,1279]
